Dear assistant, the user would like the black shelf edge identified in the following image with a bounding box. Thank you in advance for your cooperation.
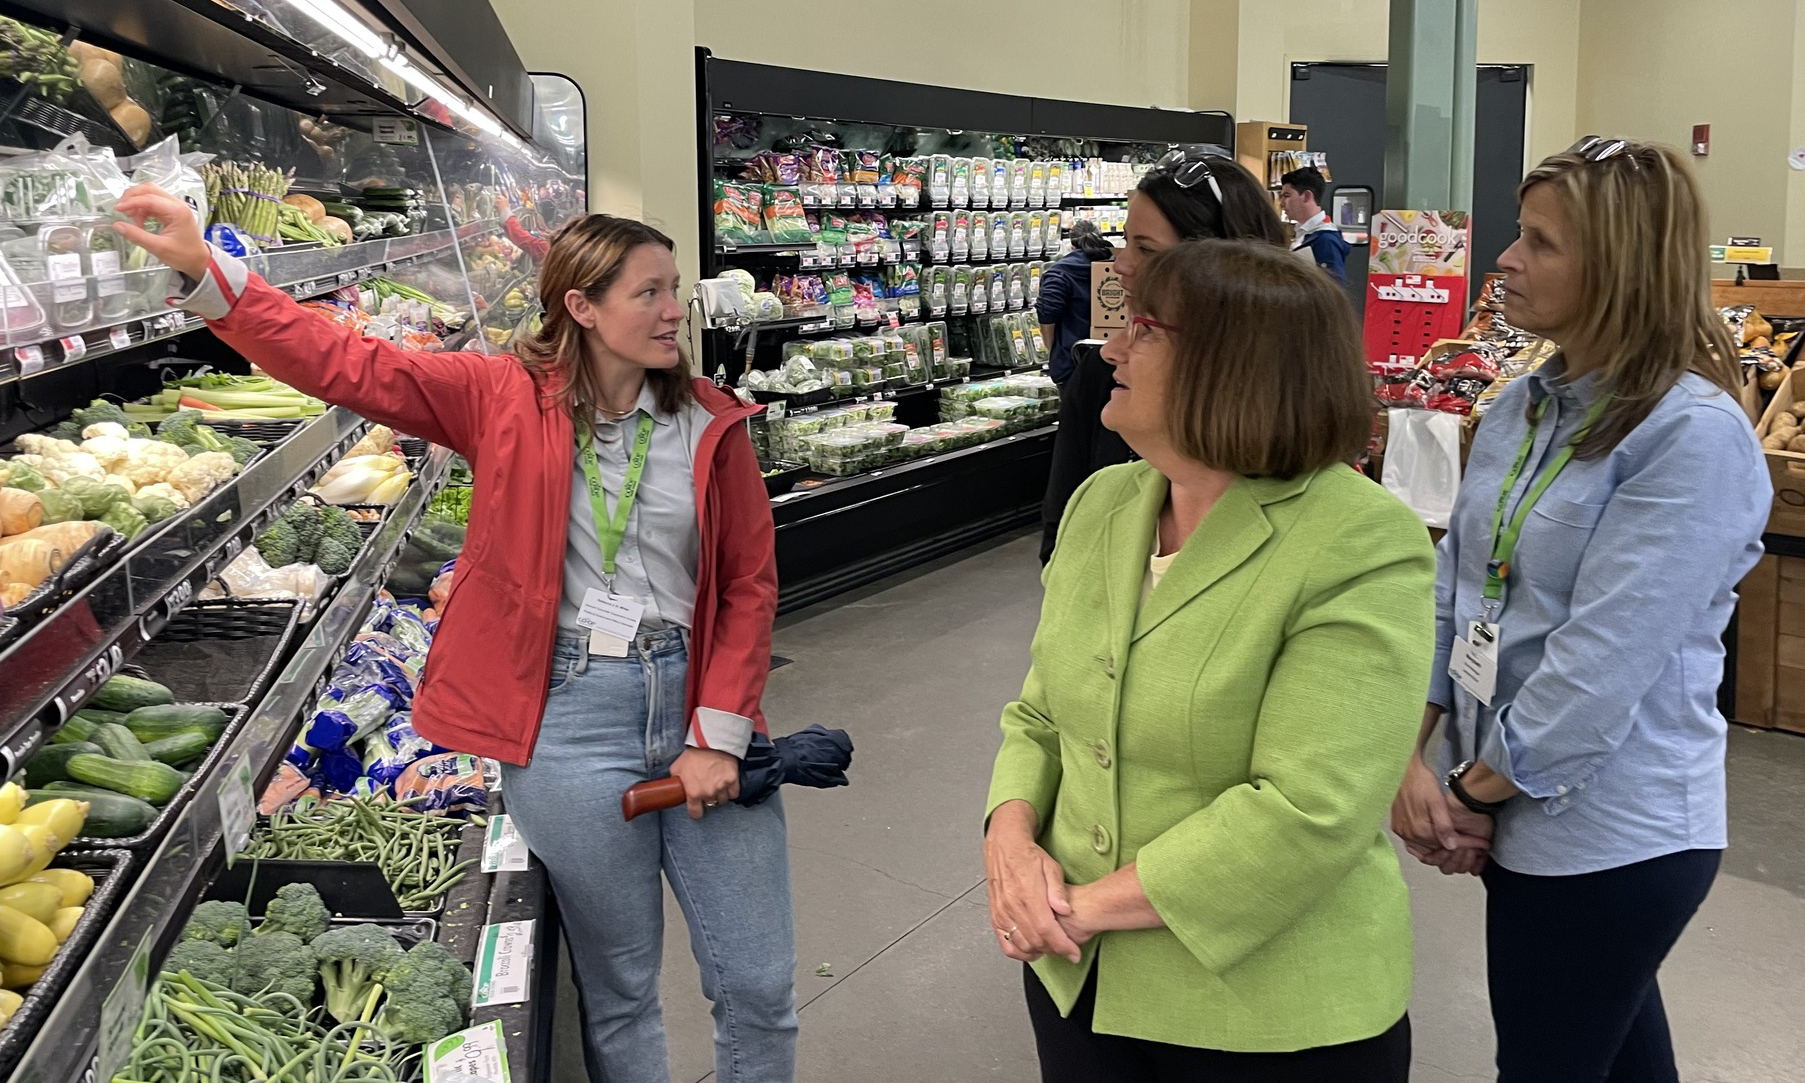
[0,407,372,780]
[1060,194,1131,205]
[2,445,453,1083]
[714,241,819,257]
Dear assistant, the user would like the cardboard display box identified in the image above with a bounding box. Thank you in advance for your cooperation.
[1753,367,1805,538]
[1090,261,1126,341]
[1734,553,1805,733]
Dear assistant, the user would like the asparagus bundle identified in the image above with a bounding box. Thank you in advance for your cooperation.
[203,161,290,245]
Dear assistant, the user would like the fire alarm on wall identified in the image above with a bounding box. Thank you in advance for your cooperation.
[1692,124,1710,156]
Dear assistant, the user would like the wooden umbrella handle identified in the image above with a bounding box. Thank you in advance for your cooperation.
[621,777,687,821]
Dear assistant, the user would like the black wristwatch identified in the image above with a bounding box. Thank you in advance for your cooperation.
[1446,760,1510,815]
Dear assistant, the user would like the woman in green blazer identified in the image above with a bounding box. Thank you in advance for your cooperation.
[985,240,1436,1081]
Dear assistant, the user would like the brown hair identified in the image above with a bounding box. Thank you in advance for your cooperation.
[1517,141,1740,458]
[515,214,693,417]
[1134,239,1370,478]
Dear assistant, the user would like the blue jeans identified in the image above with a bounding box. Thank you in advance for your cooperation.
[501,629,798,1083]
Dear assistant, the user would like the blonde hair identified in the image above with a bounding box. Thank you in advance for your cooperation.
[515,214,693,417]
[1517,141,1739,458]
[1135,239,1371,478]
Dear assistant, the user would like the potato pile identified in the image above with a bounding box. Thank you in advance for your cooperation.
[1763,399,1805,452]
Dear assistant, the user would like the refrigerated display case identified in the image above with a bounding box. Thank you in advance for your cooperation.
[0,1,577,1077]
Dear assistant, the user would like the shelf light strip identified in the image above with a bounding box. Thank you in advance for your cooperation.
[281,0,386,59]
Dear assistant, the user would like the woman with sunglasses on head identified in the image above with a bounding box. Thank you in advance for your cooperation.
[1390,139,1769,1083]
[110,185,797,1083]
[988,239,1434,1082]
[1038,147,1286,564]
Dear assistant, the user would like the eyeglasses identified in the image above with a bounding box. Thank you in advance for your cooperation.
[1567,135,1641,170]
[1126,314,1182,346]
[1152,146,1227,205]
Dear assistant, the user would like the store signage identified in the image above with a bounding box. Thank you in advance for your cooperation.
[15,343,45,376]
[481,814,531,873]
[217,755,257,861]
[426,1020,512,1083]
[109,326,133,350]
[473,920,535,1006]
[96,928,154,1080]
[1362,209,1471,367]
[373,117,421,146]
[60,336,86,361]
[1724,246,1774,264]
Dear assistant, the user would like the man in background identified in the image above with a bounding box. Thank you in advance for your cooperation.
[1280,166,1350,283]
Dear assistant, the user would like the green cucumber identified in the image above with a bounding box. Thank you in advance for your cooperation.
[51,714,100,745]
[74,708,131,727]
[123,704,229,743]
[89,675,175,713]
[23,742,102,787]
[65,754,187,805]
[38,784,160,838]
[92,723,152,762]
[141,731,216,768]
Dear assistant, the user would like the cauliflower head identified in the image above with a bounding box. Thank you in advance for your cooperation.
[168,451,239,504]
[115,439,191,486]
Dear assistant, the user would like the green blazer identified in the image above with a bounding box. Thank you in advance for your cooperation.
[987,461,1435,1053]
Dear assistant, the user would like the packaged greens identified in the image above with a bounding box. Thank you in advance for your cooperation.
[851,277,882,323]
[951,267,973,315]
[877,154,896,206]
[929,155,953,205]
[990,265,1008,312]
[1027,261,1045,305]
[929,211,952,261]
[1009,212,1030,259]
[989,214,1010,259]
[970,158,992,208]
[837,150,860,205]
[40,221,92,330]
[951,209,972,261]
[950,157,972,207]
[853,150,881,205]
[1029,161,1049,207]
[1043,211,1063,253]
[1008,264,1029,311]
[1048,161,1067,198]
[969,266,991,314]
[763,186,815,244]
[925,267,950,315]
[925,321,949,370]
[896,158,926,208]
[714,181,765,244]
[991,159,1011,207]
[970,211,991,261]
[0,245,47,339]
[818,212,850,247]
[1027,211,1046,257]
[1010,159,1031,205]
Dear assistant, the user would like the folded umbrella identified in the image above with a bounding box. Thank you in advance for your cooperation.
[621,724,854,820]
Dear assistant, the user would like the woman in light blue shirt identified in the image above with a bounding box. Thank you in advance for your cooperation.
[1391,138,1770,1082]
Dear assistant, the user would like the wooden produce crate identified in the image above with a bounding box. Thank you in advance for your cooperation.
[1734,553,1805,733]
[1754,368,1805,538]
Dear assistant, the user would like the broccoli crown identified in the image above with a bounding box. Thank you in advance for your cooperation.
[375,992,466,1045]
[230,930,318,1002]
[258,882,332,943]
[162,939,236,987]
[226,436,261,465]
[182,900,251,947]
[280,501,325,553]
[387,941,473,1006]
[319,507,363,549]
[310,923,404,1023]
[312,534,355,575]
[156,410,205,447]
[256,519,303,567]
[126,421,153,438]
[61,400,130,440]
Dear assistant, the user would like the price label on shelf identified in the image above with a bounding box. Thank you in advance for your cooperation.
[217,756,256,861]
[14,343,46,376]
[472,920,536,1006]
[372,116,421,146]
[425,1020,513,1083]
[109,325,133,350]
[336,271,358,286]
[96,928,154,1080]
[482,814,531,873]
[60,336,87,361]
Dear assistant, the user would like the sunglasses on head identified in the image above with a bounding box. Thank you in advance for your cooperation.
[1152,146,1227,205]
[1567,135,1641,170]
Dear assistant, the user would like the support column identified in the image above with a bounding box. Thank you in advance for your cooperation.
[1384,0,1478,212]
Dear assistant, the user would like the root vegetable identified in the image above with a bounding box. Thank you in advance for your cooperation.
[0,488,43,536]
[0,538,60,585]
[109,101,151,145]
[283,193,327,223]
[0,583,29,607]
[76,58,126,110]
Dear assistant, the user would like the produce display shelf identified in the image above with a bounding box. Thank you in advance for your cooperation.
[1,444,454,1083]
[728,311,926,339]
[921,251,1060,268]
[1,221,503,387]
[1059,193,1130,204]
[0,406,371,783]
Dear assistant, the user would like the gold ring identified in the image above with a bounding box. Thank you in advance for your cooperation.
[1002,931,1013,942]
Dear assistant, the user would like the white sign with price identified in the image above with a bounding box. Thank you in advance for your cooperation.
[425,1019,512,1083]
[14,343,45,376]
[110,325,133,350]
[96,928,154,1079]
[473,920,536,1006]
[481,813,531,873]
[217,756,256,860]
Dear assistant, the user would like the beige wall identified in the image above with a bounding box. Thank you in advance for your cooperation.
[694,0,1192,110]
[1578,0,1799,269]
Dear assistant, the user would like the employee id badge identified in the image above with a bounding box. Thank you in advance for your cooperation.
[1448,619,1500,705]
[578,588,644,658]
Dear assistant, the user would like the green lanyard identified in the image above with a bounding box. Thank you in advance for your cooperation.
[577,412,654,583]
[1483,394,1609,615]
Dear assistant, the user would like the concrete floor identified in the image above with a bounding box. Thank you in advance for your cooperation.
[549,530,1805,1083]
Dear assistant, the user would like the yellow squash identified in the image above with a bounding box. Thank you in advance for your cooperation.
[0,904,58,966]
[0,883,60,924]
[28,869,93,908]
[48,907,81,942]
[12,800,87,851]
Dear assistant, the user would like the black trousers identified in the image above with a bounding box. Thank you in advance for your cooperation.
[1023,965,1410,1082]
[1484,848,1720,1083]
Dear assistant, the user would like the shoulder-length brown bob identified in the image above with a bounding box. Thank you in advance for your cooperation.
[515,213,693,417]
[1132,239,1371,478]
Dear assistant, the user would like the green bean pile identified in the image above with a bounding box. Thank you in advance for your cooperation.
[243,797,477,912]
[116,972,419,1083]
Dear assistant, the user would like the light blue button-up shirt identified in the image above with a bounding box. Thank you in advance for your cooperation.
[1431,360,1770,875]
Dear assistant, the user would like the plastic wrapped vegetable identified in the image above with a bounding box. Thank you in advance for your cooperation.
[98,500,147,538]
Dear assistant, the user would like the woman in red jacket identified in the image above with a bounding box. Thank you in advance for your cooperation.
[116,185,797,1083]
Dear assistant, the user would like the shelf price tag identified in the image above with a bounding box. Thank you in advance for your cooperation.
[481,814,531,873]
[109,325,133,350]
[372,116,421,146]
[217,756,256,862]
[14,343,45,376]
[60,336,87,361]
[472,920,536,1007]
[426,1020,513,1083]
[96,927,154,1080]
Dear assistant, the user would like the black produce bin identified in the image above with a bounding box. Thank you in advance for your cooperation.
[128,599,304,706]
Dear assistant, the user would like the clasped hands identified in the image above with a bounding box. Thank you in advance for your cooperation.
[1390,754,1495,876]
[982,801,1104,964]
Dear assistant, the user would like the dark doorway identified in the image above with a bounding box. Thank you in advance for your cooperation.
[1289,62,1528,311]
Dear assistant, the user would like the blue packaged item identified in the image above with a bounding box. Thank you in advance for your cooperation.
[299,683,405,752]
[315,748,365,793]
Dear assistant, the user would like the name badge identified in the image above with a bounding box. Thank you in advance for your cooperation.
[1449,620,1500,705]
[579,589,644,657]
